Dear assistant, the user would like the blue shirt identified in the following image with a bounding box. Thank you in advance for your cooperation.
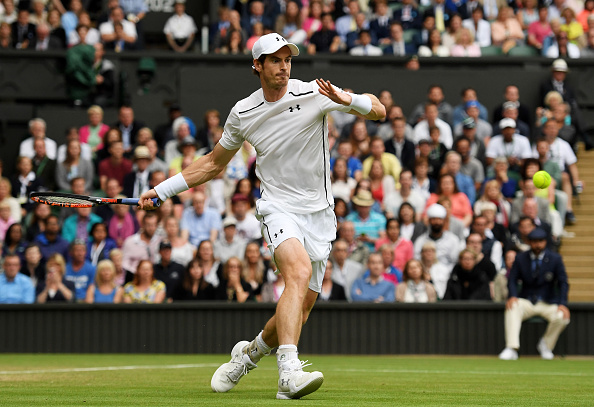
[65,261,96,301]
[330,156,362,179]
[351,276,395,302]
[34,233,70,261]
[0,273,35,304]
[119,0,148,14]
[180,207,223,246]
[455,172,476,206]
[94,286,117,303]
[345,211,387,251]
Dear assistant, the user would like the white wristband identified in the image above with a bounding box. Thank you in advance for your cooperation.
[347,93,372,115]
[154,172,189,201]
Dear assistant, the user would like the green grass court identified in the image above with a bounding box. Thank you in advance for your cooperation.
[0,354,592,406]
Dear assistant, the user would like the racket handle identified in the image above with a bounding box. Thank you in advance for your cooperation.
[121,198,161,207]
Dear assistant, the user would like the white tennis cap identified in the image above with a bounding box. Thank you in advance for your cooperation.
[252,33,299,60]
[427,204,447,219]
[499,118,516,129]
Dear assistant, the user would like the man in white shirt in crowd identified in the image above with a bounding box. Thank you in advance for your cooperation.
[99,6,137,47]
[19,118,57,160]
[230,193,261,241]
[163,0,197,53]
[485,118,532,170]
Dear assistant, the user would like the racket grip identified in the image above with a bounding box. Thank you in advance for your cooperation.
[121,198,161,207]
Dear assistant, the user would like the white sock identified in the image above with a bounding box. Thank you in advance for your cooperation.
[277,344,298,369]
[244,331,272,363]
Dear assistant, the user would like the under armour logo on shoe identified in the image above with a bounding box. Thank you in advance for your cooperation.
[274,229,284,239]
[288,105,300,113]
[280,378,290,386]
[280,354,286,360]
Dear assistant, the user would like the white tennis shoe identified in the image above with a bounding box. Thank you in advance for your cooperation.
[276,359,324,400]
[498,347,519,360]
[537,339,554,360]
[211,340,257,393]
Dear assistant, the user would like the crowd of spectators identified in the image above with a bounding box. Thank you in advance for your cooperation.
[0,52,582,305]
[0,0,582,306]
[2,0,594,58]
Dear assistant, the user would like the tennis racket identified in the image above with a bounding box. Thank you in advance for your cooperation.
[30,192,160,208]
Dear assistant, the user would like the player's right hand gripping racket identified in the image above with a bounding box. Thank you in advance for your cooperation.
[30,192,160,208]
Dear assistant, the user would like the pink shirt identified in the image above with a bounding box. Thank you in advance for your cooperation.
[423,193,473,221]
[450,43,481,57]
[375,237,414,272]
[528,21,552,46]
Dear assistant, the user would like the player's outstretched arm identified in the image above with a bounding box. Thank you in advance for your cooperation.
[315,78,386,121]
[138,143,238,210]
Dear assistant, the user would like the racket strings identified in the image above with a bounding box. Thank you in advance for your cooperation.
[31,194,94,207]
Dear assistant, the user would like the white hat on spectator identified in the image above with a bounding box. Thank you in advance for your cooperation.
[223,216,238,228]
[252,33,299,60]
[499,118,516,129]
[427,203,447,219]
[551,59,569,72]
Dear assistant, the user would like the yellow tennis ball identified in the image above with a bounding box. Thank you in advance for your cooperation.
[533,171,552,189]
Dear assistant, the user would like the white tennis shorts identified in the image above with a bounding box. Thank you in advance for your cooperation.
[255,200,336,293]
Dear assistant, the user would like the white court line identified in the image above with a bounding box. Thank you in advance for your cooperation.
[0,363,220,375]
[0,364,590,378]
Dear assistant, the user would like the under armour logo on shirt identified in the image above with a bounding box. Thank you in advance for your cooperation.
[274,229,284,239]
[288,105,300,113]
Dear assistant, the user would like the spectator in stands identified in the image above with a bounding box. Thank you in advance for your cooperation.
[11,156,43,212]
[462,6,490,47]
[560,7,583,46]
[56,139,94,192]
[181,191,222,246]
[375,218,414,272]
[67,12,98,46]
[99,6,137,49]
[121,211,161,278]
[396,258,437,303]
[491,6,524,53]
[484,156,519,200]
[331,157,357,203]
[420,240,450,299]
[64,24,96,106]
[362,137,401,186]
[492,85,532,128]
[11,8,35,49]
[153,240,185,301]
[456,100,493,142]
[35,253,74,303]
[123,259,166,303]
[220,27,247,55]
[0,177,21,224]
[440,151,476,206]
[242,240,266,301]
[384,21,417,56]
[113,105,145,154]
[452,88,489,129]
[46,8,66,48]
[84,259,123,303]
[172,258,216,301]
[316,259,347,302]
[545,30,580,58]
[414,203,462,272]
[62,206,102,243]
[498,228,569,360]
[19,118,57,160]
[95,178,121,223]
[419,28,450,57]
[346,190,387,251]
[454,136,484,192]
[98,141,133,190]
[274,0,306,45]
[56,128,91,166]
[539,119,581,224]
[154,104,183,150]
[485,119,532,171]
[307,12,341,54]
[335,0,361,43]
[168,136,201,177]
[451,27,482,55]
[511,178,552,226]
[86,222,117,266]
[2,222,26,263]
[64,239,96,301]
[331,140,363,181]
[90,42,115,107]
[30,138,55,193]
[424,173,473,227]
[20,243,45,287]
[0,21,12,49]
[492,101,530,140]
[397,201,427,243]
[122,146,151,199]
[383,116,416,171]
[119,0,148,48]
[466,224,500,278]
[302,0,322,43]
[33,21,63,50]
[441,13,463,50]
[411,156,435,203]
[164,117,193,164]
[228,194,259,241]
[443,248,492,300]
[424,0,455,33]
[393,0,422,31]
[195,239,223,290]
[79,105,109,155]
[527,5,552,52]
[0,253,34,303]
[329,238,364,302]
[414,103,453,149]
[412,85,454,127]
[162,215,195,267]
[214,256,254,302]
[109,248,126,286]
[1,0,17,25]
[369,0,393,45]
[350,29,382,55]
[384,169,426,219]
[351,252,395,303]
[213,216,247,265]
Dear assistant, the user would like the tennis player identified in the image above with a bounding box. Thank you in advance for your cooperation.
[139,32,385,399]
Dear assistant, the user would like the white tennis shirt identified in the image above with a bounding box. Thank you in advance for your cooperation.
[219,79,352,214]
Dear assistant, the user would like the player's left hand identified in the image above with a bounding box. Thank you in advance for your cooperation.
[138,188,160,211]
[316,78,352,106]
